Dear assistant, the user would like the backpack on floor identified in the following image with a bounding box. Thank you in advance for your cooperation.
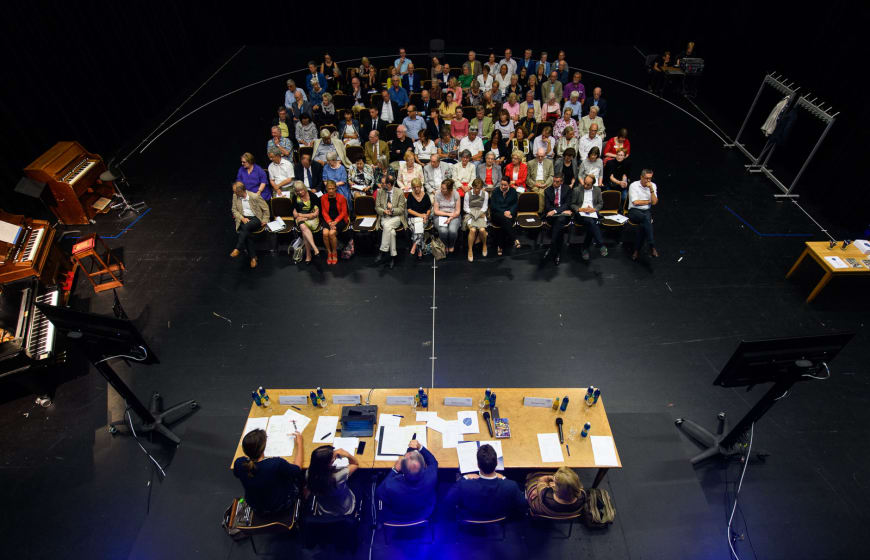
[582,488,615,528]
[222,497,252,540]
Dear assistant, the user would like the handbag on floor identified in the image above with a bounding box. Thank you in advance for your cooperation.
[428,237,447,261]
[222,497,252,540]
[341,239,355,259]
[582,487,615,528]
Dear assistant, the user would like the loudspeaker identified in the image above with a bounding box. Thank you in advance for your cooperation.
[14,177,46,199]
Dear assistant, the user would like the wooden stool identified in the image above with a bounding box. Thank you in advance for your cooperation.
[70,234,124,293]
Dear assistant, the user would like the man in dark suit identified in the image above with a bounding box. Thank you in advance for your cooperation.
[361,107,387,140]
[583,87,608,118]
[376,438,438,522]
[444,444,526,521]
[294,153,324,193]
[377,89,402,124]
[417,89,436,120]
[543,175,573,264]
[402,64,422,93]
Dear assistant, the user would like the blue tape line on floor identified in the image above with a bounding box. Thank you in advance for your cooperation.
[724,205,812,238]
[66,207,152,239]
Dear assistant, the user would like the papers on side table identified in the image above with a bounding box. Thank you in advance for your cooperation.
[266,217,286,232]
[358,216,376,228]
[591,436,619,466]
[456,411,480,434]
[312,416,339,443]
[824,256,848,269]
[537,433,564,463]
[603,213,629,224]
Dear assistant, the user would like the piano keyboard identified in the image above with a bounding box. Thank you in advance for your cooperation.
[61,158,97,185]
[25,289,58,361]
[18,227,44,263]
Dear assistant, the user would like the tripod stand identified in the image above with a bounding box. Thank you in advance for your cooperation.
[100,158,147,218]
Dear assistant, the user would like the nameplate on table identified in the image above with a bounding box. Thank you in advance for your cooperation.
[443,397,473,407]
[278,395,308,405]
[386,396,415,406]
[523,397,554,408]
[333,394,361,405]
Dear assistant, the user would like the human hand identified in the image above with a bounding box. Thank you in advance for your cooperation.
[292,431,302,440]
[504,211,511,218]
[546,210,555,217]
[242,217,249,224]
[563,209,572,215]
[408,439,422,450]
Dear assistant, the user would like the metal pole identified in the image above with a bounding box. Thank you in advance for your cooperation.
[784,116,836,195]
[728,74,768,149]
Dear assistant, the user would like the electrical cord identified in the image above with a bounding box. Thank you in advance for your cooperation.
[95,345,148,364]
[126,407,167,478]
[802,361,831,380]
[727,422,754,560]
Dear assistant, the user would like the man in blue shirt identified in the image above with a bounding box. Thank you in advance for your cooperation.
[401,106,426,141]
[305,61,327,96]
[389,82,409,109]
[444,444,527,520]
[376,439,438,522]
[402,63,421,93]
[394,48,412,75]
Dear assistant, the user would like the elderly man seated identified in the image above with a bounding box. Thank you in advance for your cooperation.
[267,126,293,161]
[230,182,269,269]
[571,174,608,260]
[423,154,453,196]
[312,129,350,166]
[519,90,542,122]
[578,123,603,161]
[376,439,438,522]
[267,148,295,197]
[563,90,583,119]
[458,126,485,167]
[526,147,553,212]
[583,87,607,118]
[365,130,388,166]
[374,177,407,269]
[579,105,606,138]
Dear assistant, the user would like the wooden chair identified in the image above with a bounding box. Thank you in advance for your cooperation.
[70,234,124,293]
[270,197,297,236]
[462,105,477,120]
[527,511,581,539]
[233,499,302,555]
[597,189,626,231]
[332,94,352,110]
[346,145,364,164]
[384,123,399,142]
[352,195,378,233]
[515,191,543,248]
[457,516,507,541]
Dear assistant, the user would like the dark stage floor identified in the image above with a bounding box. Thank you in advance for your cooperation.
[1,46,868,560]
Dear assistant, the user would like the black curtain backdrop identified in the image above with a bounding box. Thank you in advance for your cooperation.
[1,2,865,232]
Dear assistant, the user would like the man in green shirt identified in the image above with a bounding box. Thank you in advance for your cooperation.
[470,107,493,143]
[458,65,474,90]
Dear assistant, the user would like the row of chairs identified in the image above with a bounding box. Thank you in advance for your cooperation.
[343,65,459,84]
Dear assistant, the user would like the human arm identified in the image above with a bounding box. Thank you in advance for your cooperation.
[334,449,359,476]
[291,432,304,467]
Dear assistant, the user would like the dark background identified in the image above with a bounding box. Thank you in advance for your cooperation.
[1,2,866,234]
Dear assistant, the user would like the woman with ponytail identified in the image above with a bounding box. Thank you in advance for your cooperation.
[232,428,304,514]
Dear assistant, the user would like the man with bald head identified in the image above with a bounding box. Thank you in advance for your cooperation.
[376,438,438,522]
[578,123,603,160]
[583,87,608,118]
[389,125,414,170]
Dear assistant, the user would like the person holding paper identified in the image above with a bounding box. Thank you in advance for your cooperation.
[292,181,322,264]
[375,439,438,522]
[230,182,270,269]
[542,175,573,265]
[433,179,461,254]
[407,179,431,261]
[628,169,659,261]
[306,445,359,516]
[267,148,295,196]
[490,178,522,256]
[233,428,304,515]
[444,444,527,521]
[570,174,607,261]
[524,467,585,518]
[463,179,489,262]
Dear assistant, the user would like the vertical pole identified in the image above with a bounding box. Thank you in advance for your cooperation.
[785,116,835,195]
[430,256,436,389]
[730,75,768,148]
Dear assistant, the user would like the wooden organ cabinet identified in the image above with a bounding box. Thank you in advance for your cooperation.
[23,141,115,225]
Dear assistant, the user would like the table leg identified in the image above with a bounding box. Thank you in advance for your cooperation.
[786,248,809,279]
[591,468,610,488]
[806,271,833,303]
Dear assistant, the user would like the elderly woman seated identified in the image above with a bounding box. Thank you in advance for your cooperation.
[397,150,424,193]
[556,126,579,159]
[553,107,577,140]
[406,178,432,261]
[524,467,586,518]
[579,105,606,138]
[292,180,322,264]
[349,158,375,197]
[463,178,489,262]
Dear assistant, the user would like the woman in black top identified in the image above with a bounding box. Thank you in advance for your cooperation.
[233,428,304,514]
[407,178,432,261]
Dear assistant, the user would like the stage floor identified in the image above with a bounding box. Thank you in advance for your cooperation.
[1,45,868,560]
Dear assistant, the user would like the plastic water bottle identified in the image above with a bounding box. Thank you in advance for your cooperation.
[316,387,326,407]
[552,397,560,410]
[421,392,428,408]
[584,386,595,406]
[309,391,318,405]
[485,388,492,402]
[489,392,497,409]
[560,396,569,412]
[258,387,271,408]
[251,391,263,407]
[592,388,601,404]
[581,422,591,437]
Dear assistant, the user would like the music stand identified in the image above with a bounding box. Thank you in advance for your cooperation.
[675,332,855,465]
[35,303,197,444]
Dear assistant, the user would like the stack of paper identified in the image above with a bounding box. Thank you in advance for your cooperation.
[312,416,339,443]
[376,413,401,440]
[537,433,564,463]
[378,425,427,456]
[358,216,376,228]
[266,217,286,232]
[456,440,504,474]
[282,408,312,433]
[824,256,848,269]
[604,214,629,224]
[264,416,295,457]
[457,411,480,434]
[242,417,268,436]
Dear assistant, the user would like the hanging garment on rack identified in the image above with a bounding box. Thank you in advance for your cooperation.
[762,96,789,136]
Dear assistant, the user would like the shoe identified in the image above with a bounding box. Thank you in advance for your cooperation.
[482,245,488,257]
[468,250,474,263]
[600,245,609,257]
[374,251,387,265]
[250,258,257,268]
[581,249,590,261]
[650,247,660,258]
[230,249,240,258]
[554,254,561,265]
[389,257,395,269]
[417,253,423,262]
[497,247,503,256]
[632,251,639,261]
[514,240,522,249]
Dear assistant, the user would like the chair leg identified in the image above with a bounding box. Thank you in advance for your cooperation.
[250,534,258,555]
[567,517,574,538]
[383,524,391,546]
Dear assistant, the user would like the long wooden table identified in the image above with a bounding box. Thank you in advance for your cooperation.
[786,241,870,302]
[232,388,621,487]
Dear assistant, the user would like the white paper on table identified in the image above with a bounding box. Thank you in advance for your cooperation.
[376,425,427,460]
[456,440,504,473]
[457,411,480,434]
[824,256,848,269]
[380,425,427,455]
[523,216,537,222]
[590,436,619,466]
[416,411,437,422]
[264,416,295,457]
[312,416,339,443]
[333,437,359,456]
[426,415,449,433]
[242,417,269,436]
[376,413,402,440]
[579,211,598,219]
[438,216,449,227]
[359,216,376,228]
[441,421,461,448]
[282,409,312,433]
[537,433,565,463]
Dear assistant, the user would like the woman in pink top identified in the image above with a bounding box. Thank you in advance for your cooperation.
[450,107,469,140]
[503,92,521,121]
[447,77,463,106]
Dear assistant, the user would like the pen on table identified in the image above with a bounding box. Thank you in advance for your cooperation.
[566,445,571,456]
[392,414,404,418]
[292,420,298,431]
[321,432,332,440]
[291,405,302,411]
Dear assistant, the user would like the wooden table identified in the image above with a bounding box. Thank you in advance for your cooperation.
[232,387,621,487]
[786,241,870,302]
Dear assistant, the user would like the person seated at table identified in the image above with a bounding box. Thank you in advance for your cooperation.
[295,152,324,193]
[397,150,424,193]
[295,113,317,148]
[505,150,528,189]
[604,148,631,202]
[313,129,350,167]
[439,90,459,124]
[524,467,586,518]
[571,174,607,261]
[307,445,359,516]
[578,123,603,160]
[230,182,270,268]
[466,80,483,107]
[476,150,502,190]
[628,169,659,261]
[406,178,431,261]
[487,130,508,168]
[289,90,312,124]
[437,128,459,164]
[267,148,295,197]
[542,175,573,265]
[376,438,438,522]
[292,181,322,263]
[349,157,375,197]
[423,154,453,196]
[450,107,469,140]
[453,149,477,195]
[603,128,630,163]
[556,126,579,161]
[233,428,304,515]
[444,444,527,521]
[434,179,461,253]
[583,87,607,118]
[320,180,349,266]
[527,147,553,212]
[579,105,605,138]
[490,177,522,256]
[458,127,485,169]
[338,110,361,146]
[553,107,576,140]
[579,146,604,187]
[554,147,580,189]
[374,177,407,268]
[509,127,531,161]
[464,178,489,262]
[237,152,269,200]
[532,125,555,160]
[563,90,583,121]
[322,151,352,212]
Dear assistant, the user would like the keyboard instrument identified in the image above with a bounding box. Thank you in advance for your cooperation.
[0,279,64,378]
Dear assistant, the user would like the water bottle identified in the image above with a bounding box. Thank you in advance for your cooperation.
[489,392,497,409]
[421,391,428,408]
[258,387,271,408]
[309,391,318,405]
[251,391,263,407]
[485,388,492,402]
[559,396,569,412]
[581,422,591,437]
[592,388,601,404]
[552,397,560,410]
[316,387,326,407]
[584,386,595,406]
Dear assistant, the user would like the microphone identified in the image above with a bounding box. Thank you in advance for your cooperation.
[556,417,564,444]
[483,411,494,437]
